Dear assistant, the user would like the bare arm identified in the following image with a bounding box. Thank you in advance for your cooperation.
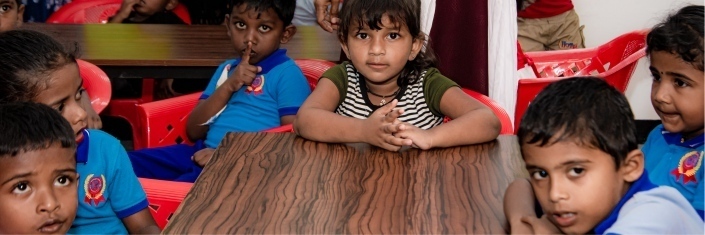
[504,178,538,234]
[108,0,138,23]
[121,209,160,234]
[79,90,102,129]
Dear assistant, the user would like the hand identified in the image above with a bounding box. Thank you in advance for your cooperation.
[117,0,139,16]
[363,99,412,151]
[521,215,561,234]
[192,148,216,167]
[395,123,434,150]
[509,217,535,234]
[225,42,262,92]
[154,78,181,100]
[79,90,102,129]
[314,0,340,32]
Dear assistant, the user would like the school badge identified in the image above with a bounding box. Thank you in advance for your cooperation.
[671,151,702,184]
[246,75,265,95]
[84,174,106,206]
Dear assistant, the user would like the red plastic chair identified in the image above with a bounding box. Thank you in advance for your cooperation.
[47,0,191,24]
[514,29,648,133]
[138,178,192,229]
[461,88,513,135]
[77,59,111,114]
[134,59,334,149]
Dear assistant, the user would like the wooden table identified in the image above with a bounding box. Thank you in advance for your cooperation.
[21,23,340,79]
[164,133,526,234]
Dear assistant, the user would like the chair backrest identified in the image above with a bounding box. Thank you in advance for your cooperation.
[515,30,648,134]
[47,0,191,24]
[77,59,111,114]
[294,59,336,90]
[139,178,192,230]
[461,88,514,135]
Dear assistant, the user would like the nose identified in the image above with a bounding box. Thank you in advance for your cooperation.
[36,189,60,214]
[243,28,257,45]
[68,100,87,130]
[548,178,569,203]
[368,37,385,56]
[652,82,672,105]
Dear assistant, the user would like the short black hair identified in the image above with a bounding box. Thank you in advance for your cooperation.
[228,0,295,26]
[0,30,77,103]
[647,5,704,71]
[517,77,637,168]
[0,102,76,157]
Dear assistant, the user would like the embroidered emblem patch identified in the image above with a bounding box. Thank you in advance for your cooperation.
[671,151,702,184]
[84,174,106,206]
[246,75,265,95]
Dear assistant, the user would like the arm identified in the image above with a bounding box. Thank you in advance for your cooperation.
[504,178,539,234]
[79,89,102,129]
[122,209,160,234]
[108,0,138,23]
[294,78,411,151]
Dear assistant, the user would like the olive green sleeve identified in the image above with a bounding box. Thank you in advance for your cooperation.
[423,68,459,116]
[321,62,349,106]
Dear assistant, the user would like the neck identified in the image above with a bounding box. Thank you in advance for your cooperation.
[682,128,704,141]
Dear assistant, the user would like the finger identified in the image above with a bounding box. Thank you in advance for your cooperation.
[520,216,538,225]
[314,1,333,32]
[242,42,253,65]
[380,142,402,152]
[376,99,398,116]
[384,108,404,123]
[382,123,403,134]
[330,0,340,22]
[384,134,413,146]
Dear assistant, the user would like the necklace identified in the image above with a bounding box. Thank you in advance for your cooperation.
[367,86,400,106]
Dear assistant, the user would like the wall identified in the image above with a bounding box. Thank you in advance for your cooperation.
[573,0,702,120]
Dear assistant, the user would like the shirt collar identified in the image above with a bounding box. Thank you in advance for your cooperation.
[232,49,289,74]
[76,129,90,163]
[660,125,704,148]
[594,171,657,234]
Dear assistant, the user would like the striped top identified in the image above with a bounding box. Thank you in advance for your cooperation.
[322,62,458,130]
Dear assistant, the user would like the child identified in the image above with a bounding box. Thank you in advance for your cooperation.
[516,77,702,234]
[642,4,704,219]
[0,30,159,234]
[128,0,310,182]
[0,102,78,234]
[0,0,23,32]
[517,0,584,51]
[109,0,185,24]
[294,0,501,151]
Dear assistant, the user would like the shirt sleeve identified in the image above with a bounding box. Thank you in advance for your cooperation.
[201,60,237,100]
[320,62,348,106]
[275,63,312,116]
[423,68,459,116]
[105,134,149,219]
[694,177,704,219]
[640,125,661,161]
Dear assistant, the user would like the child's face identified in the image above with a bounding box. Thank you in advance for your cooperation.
[0,144,78,234]
[0,0,24,32]
[341,14,423,84]
[522,141,641,234]
[33,63,88,143]
[649,51,704,139]
[133,0,174,17]
[225,4,295,65]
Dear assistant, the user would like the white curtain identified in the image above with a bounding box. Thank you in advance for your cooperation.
[488,0,518,124]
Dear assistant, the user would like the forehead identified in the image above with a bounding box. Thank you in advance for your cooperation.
[0,0,18,5]
[522,141,615,168]
[32,63,81,103]
[650,50,705,75]
[0,146,76,177]
[231,4,280,22]
[353,14,403,30]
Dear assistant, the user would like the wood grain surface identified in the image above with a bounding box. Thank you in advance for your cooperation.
[164,133,526,234]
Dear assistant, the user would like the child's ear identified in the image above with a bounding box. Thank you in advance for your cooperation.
[224,14,232,37]
[408,34,425,61]
[15,4,24,28]
[280,24,297,44]
[340,41,351,60]
[620,149,645,183]
[164,0,178,11]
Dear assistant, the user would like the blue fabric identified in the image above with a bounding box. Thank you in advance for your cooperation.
[642,124,704,216]
[200,49,310,148]
[128,140,206,183]
[594,171,657,234]
[21,0,71,22]
[69,130,148,234]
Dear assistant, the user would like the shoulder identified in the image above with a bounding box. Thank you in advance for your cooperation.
[608,186,703,233]
[86,129,122,147]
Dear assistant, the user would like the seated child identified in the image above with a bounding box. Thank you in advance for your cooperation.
[0,102,79,234]
[109,0,185,24]
[294,0,501,151]
[128,0,310,182]
[514,77,702,234]
[642,4,704,219]
[0,30,159,234]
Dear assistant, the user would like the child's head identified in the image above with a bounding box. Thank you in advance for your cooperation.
[647,5,704,139]
[0,30,88,143]
[518,77,644,234]
[225,0,296,64]
[338,0,435,85]
[0,102,78,234]
[132,0,179,18]
[0,0,24,32]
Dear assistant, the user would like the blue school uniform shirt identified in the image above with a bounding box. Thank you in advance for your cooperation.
[199,49,310,148]
[594,171,703,234]
[642,124,704,219]
[69,129,149,234]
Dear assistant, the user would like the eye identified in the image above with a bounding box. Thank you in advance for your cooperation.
[355,33,368,40]
[55,175,73,187]
[568,167,584,177]
[0,5,10,12]
[234,22,246,29]
[12,182,30,194]
[76,88,85,101]
[651,73,661,82]
[531,170,548,180]
[674,78,689,88]
[258,25,271,33]
[55,103,65,112]
[388,33,400,40]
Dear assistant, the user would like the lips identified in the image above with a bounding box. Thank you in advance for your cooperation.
[551,212,577,228]
[38,219,64,234]
[366,62,388,70]
[76,128,85,143]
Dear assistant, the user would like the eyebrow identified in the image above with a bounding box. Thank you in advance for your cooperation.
[1,172,32,186]
[55,168,77,174]
[525,159,591,171]
[649,66,697,83]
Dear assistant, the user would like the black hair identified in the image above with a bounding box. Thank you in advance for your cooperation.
[338,0,437,85]
[227,0,295,26]
[0,30,76,103]
[646,5,704,71]
[0,102,76,157]
[517,77,638,169]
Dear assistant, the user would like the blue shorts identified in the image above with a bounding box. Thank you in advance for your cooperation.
[128,141,206,182]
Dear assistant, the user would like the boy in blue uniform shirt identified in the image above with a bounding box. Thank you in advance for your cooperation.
[512,77,702,234]
[128,0,310,182]
[642,5,704,219]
